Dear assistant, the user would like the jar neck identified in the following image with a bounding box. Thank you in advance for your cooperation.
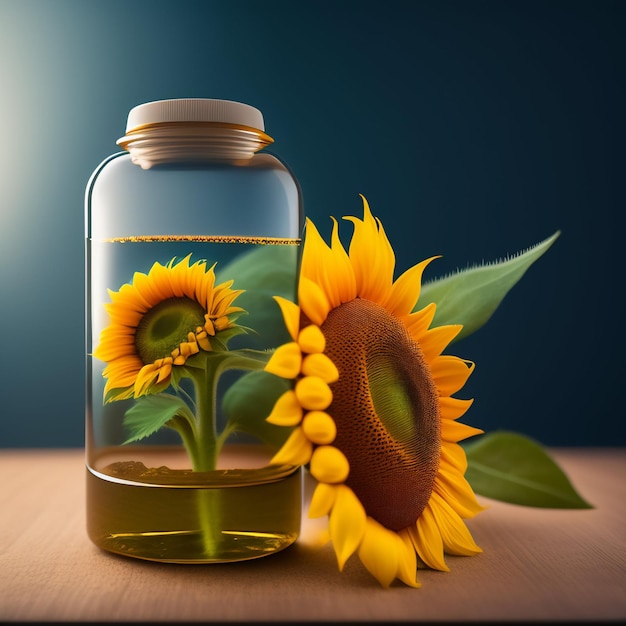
[117,122,274,169]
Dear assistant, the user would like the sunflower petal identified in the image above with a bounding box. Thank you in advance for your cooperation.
[265,390,303,427]
[273,296,300,342]
[344,196,394,303]
[385,257,438,316]
[295,376,333,410]
[329,216,357,302]
[404,301,437,338]
[133,363,161,397]
[329,485,367,571]
[357,517,401,588]
[409,505,449,572]
[302,217,351,310]
[264,342,302,379]
[435,467,486,519]
[301,410,337,444]
[440,441,469,473]
[301,353,339,383]
[430,491,482,556]
[309,482,338,518]
[439,396,474,420]
[430,355,475,396]
[396,529,421,588]
[270,427,313,466]
[441,419,484,443]
[310,445,350,484]
[297,324,326,354]
[419,324,463,361]
[299,276,331,326]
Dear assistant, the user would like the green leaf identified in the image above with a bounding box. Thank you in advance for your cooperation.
[416,231,560,342]
[463,430,593,509]
[122,394,195,444]
[222,370,293,448]
[217,245,299,350]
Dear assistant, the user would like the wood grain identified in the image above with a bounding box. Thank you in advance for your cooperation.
[0,448,624,622]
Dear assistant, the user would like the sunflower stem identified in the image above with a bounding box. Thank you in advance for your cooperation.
[187,359,225,558]
[190,365,219,472]
[169,414,201,469]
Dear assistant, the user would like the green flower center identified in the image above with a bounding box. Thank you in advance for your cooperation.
[321,297,441,531]
[135,297,205,364]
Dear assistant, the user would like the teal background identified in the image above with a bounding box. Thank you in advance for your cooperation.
[1,0,623,447]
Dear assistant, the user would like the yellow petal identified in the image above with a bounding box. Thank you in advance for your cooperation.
[434,467,485,519]
[269,427,313,466]
[264,342,302,379]
[265,390,303,427]
[396,530,421,588]
[295,376,333,410]
[299,275,331,326]
[297,324,326,354]
[419,324,463,361]
[439,440,469,473]
[404,301,437,338]
[308,482,338,518]
[357,517,400,588]
[441,419,484,443]
[301,217,346,310]
[344,196,395,303]
[179,341,199,357]
[310,445,350,484]
[385,256,439,317]
[301,410,337,444]
[410,505,449,572]
[273,296,300,342]
[328,216,357,302]
[301,353,339,383]
[301,217,331,278]
[439,396,474,421]
[430,355,475,396]
[99,355,141,387]
[196,331,212,351]
[133,363,159,396]
[329,485,367,571]
[429,491,482,556]
[156,361,172,383]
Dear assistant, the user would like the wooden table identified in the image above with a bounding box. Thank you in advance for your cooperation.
[1,448,624,623]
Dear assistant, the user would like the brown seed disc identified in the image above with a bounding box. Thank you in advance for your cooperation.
[322,298,440,531]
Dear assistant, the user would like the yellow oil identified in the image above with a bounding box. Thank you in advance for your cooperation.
[86,446,302,563]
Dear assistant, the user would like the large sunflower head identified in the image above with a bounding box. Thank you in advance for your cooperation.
[94,254,245,401]
[264,196,484,588]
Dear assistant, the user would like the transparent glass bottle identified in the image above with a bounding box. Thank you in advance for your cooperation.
[85,98,304,562]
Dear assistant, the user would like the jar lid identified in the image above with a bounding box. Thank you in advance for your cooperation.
[125,98,265,133]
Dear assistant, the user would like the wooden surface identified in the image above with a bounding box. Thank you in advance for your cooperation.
[0,448,624,623]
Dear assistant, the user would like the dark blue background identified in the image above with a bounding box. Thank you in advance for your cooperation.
[1,0,623,447]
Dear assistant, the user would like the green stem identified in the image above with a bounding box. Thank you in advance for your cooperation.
[188,349,270,472]
[183,349,272,559]
[169,415,200,469]
[182,362,222,558]
[188,365,218,472]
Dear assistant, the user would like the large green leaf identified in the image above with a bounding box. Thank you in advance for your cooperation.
[463,430,593,509]
[222,370,293,449]
[122,394,195,444]
[217,245,299,350]
[416,231,560,342]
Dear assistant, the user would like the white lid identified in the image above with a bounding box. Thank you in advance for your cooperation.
[125,98,265,133]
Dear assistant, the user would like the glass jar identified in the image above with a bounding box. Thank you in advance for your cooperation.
[85,98,304,562]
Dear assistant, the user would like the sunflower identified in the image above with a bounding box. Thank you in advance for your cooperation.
[263,196,484,587]
[94,254,244,401]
